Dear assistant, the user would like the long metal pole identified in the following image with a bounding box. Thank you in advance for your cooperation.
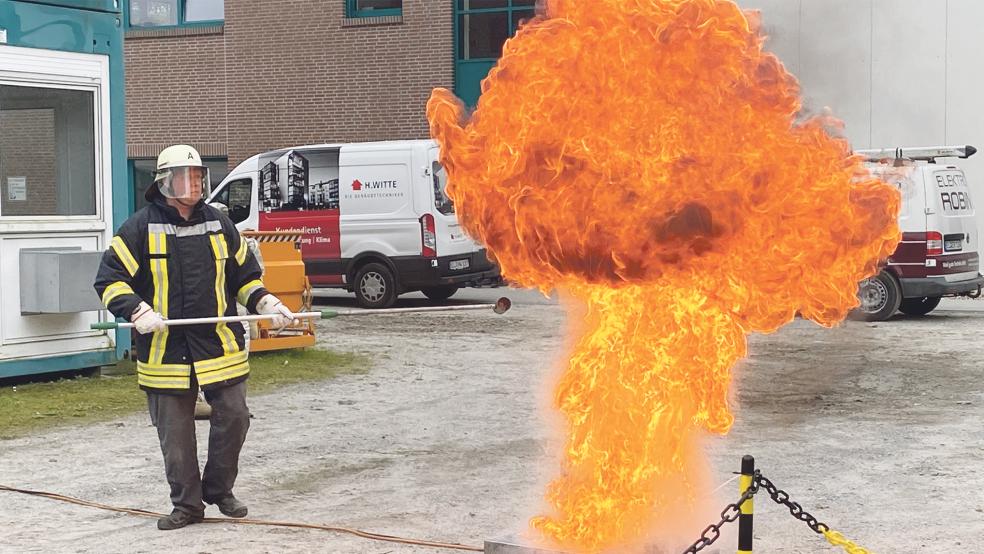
[91,297,512,330]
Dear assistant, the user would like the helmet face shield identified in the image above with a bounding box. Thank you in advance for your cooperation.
[155,165,210,201]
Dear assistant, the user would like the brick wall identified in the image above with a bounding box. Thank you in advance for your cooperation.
[124,26,229,159]
[0,109,58,216]
[124,1,455,167]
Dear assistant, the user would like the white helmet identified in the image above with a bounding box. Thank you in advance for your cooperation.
[153,144,210,202]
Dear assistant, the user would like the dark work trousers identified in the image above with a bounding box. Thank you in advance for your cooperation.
[147,378,250,516]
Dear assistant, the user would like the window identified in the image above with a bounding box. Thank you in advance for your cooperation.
[0,85,96,217]
[347,0,402,18]
[433,161,454,215]
[127,0,223,27]
[459,10,510,59]
[130,157,229,212]
[454,0,537,106]
[211,178,252,224]
[457,0,535,61]
[184,0,224,22]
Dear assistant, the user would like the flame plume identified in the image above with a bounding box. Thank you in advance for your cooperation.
[428,0,899,551]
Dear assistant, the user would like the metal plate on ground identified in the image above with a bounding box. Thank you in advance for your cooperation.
[484,536,680,554]
[484,537,567,554]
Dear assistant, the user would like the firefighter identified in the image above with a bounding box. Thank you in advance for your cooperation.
[94,145,297,530]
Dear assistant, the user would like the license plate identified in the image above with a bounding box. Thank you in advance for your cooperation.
[945,239,963,252]
[449,259,470,271]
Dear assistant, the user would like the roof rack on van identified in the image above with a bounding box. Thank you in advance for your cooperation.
[856,145,977,163]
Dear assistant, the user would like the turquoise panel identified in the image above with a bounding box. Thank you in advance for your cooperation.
[0,349,117,378]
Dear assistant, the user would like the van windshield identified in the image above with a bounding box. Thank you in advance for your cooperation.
[433,161,454,215]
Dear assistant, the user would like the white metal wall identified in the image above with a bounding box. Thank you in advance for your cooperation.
[0,44,114,361]
[740,0,984,257]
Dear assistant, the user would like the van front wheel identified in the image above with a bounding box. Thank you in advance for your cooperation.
[354,263,398,309]
[899,296,942,317]
[422,286,459,301]
[854,271,901,321]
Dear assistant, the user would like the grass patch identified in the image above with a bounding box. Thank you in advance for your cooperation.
[247,349,365,393]
[0,348,365,440]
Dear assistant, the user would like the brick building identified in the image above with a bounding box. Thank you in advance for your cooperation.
[0,108,57,216]
[124,0,537,209]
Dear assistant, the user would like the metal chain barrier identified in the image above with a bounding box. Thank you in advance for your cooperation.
[681,472,760,553]
[682,469,875,554]
[756,474,873,554]
[756,473,829,535]
[823,529,874,554]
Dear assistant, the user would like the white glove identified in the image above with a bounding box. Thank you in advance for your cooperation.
[131,301,167,335]
[256,294,297,328]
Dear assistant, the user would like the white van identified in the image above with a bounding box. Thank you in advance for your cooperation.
[855,145,984,320]
[208,140,501,308]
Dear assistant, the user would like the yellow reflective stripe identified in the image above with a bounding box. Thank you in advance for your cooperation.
[198,360,249,379]
[137,361,190,389]
[237,279,264,306]
[110,237,139,277]
[209,233,229,260]
[101,281,135,306]
[137,374,191,389]
[209,234,238,355]
[235,236,248,265]
[149,257,169,365]
[136,362,191,375]
[149,231,168,255]
[195,350,248,372]
[196,349,248,371]
[196,362,249,386]
[138,369,190,378]
[196,359,247,376]
[149,333,169,366]
[214,259,238,355]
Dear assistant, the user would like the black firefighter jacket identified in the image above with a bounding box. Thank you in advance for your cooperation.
[94,191,270,393]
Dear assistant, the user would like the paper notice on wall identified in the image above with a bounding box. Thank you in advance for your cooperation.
[7,177,26,201]
[0,28,7,44]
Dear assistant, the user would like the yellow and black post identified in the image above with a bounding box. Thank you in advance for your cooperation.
[738,455,754,554]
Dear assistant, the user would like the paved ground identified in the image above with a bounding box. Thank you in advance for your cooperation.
[0,289,981,553]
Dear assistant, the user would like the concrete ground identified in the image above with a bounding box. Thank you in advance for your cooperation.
[0,288,981,553]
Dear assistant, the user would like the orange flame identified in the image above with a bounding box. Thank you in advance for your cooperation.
[428,0,900,551]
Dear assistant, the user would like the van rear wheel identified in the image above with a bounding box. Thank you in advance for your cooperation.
[354,263,398,309]
[899,296,942,317]
[854,271,901,321]
[422,286,459,301]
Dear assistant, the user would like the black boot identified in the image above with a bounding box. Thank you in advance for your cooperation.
[157,509,203,530]
[204,494,248,518]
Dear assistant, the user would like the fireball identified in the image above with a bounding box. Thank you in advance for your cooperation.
[428,0,899,551]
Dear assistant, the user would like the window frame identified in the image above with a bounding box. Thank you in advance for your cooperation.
[346,0,403,18]
[453,0,537,106]
[431,161,454,216]
[211,177,253,224]
[455,0,537,62]
[124,0,224,30]
[0,80,103,223]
